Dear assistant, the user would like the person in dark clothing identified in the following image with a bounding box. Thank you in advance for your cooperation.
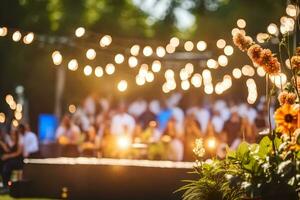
[138,106,156,129]
[1,129,23,190]
[223,111,242,146]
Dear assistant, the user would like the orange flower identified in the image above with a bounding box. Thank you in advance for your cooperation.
[233,30,253,52]
[289,128,300,151]
[291,55,300,70]
[274,104,299,135]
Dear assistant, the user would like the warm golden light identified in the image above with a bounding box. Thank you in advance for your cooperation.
[156,46,166,57]
[23,32,34,44]
[128,56,138,68]
[75,27,85,37]
[146,71,154,82]
[267,23,278,35]
[117,135,131,149]
[256,67,266,77]
[184,41,194,51]
[196,41,207,51]
[218,55,228,67]
[151,60,161,73]
[170,37,180,47]
[216,39,226,49]
[206,137,217,150]
[165,69,175,80]
[269,73,287,88]
[83,65,93,76]
[68,104,76,113]
[5,94,14,105]
[86,49,96,60]
[143,46,153,57]
[99,35,112,47]
[224,45,234,56]
[136,75,146,86]
[12,120,19,127]
[181,80,190,90]
[180,68,189,81]
[114,53,125,64]
[185,63,194,75]
[52,51,63,65]
[12,31,22,42]
[130,45,140,56]
[204,84,214,94]
[191,73,202,88]
[166,44,176,54]
[237,19,246,29]
[286,4,297,17]
[15,111,22,121]
[0,113,5,123]
[0,27,8,37]
[207,59,218,69]
[68,59,78,71]
[232,68,242,79]
[16,104,22,112]
[117,80,128,92]
[105,63,115,75]
[95,66,104,77]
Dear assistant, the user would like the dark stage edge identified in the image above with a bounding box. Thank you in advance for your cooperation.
[12,158,196,200]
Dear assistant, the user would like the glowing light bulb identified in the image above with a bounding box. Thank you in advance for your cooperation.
[152,60,161,73]
[23,32,34,44]
[216,39,226,49]
[191,73,202,88]
[128,56,138,68]
[75,27,85,37]
[0,27,8,37]
[68,104,76,113]
[170,37,180,47]
[237,19,246,29]
[52,51,62,65]
[143,46,153,57]
[12,31,21,42]
[156,46,166,57]
[114,53,125,64]
[207,59,218,69]
[99,35,112,47]
[232,68,242,79]
[224,45,234,56]
[130,45,140,56]
[105,63,115,75]
[146,71,154,82]
[117,135,131,149]
[267,23,278,35]
[136,75,145,86]
[95,66,103,77]
[86,49,96,60]
[165,69,175,80]
[0,113,5,123]
[68,59,78,71]
[84,65,93,76]
[117,80,128,92]
[166,44,176,53]
[184,41,194,51]
[181,80,190,90]
[197,41,207,51]
[218,55,228,67]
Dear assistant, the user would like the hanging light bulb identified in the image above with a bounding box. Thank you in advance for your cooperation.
[12,31,22,42]
[143,46,153,57]
[117,80,128,92]
[84,65,93,76]
[128,56,138,68]
[152,60,161,73]
[156,46,166,57]
[23,32,34,44]
[197,41,207,51]
[0,27,8,37]
[170,37,180,47]
[114,53,125,64]
[216,39,226,49]
[99,35,112,47]
[52,51,63,65]
[95,66,104,77]
[68,59,78,71]
[86,49,96,60]
[105,63,115,75]
[184,41,194,51]
[75,27,85,37]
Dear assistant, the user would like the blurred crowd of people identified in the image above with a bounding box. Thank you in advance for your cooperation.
[55,93,272,161]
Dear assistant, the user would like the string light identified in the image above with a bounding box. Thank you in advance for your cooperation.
[15,111,22,120]
[117,80,128,92]
[286,4,297,17]
[267,23,278,35]
[156,46,166,57]
[231,28,240,36]
[83,65,93,76]
[224,45,234,56]
[23,32,34,44]
[139,64,149,77]
[184,41,194,51]
[246,78,257,104]
[269,73,287,88]
[128,56,138,68]
[207,59,218,69]
[181,80,190,90]
[202,69,212,84]
[136,75,146,86]
[165,69,175,80]
[256,33,269,43]
[180,68,189,80]
[75,27,85,38]
[170,37,180,47]
[162,83,170,93]
[86,49,96,60]
[196,41,207,51]
[166,44,176,53]
[105,63,115,75]
[12,119,18,127]
[232,68,242,79]
[242,65,255,76]
[204,84,214,94]
[143,46,153,57]
[52,51,63,65]
[95,66,104,77]
[0,113,5,123]
[218,55,228,67]
[146,71,154,82]
[130,45,140,56]
[99,35,112,47]
[12,31,22,42]
[68,104,76,113]
[0,27,8,37]
[185,63,194,75]
[237,19,246,29]
[114,53,125,64]
[68,59,78,71]
[151,60,161,73]
[191,73,202,88]
[256,67,266,77]
[216,39,226,49]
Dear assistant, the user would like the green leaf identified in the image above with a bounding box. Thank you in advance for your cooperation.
[236,141,249,160]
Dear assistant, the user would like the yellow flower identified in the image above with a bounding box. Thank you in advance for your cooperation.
[288,128,300,151]
[274,104,299,135]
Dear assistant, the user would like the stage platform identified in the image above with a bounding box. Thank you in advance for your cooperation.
[12,158,196,199]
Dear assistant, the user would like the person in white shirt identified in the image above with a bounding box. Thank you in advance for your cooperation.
[17,124,39,158]
[110,103,136,136]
